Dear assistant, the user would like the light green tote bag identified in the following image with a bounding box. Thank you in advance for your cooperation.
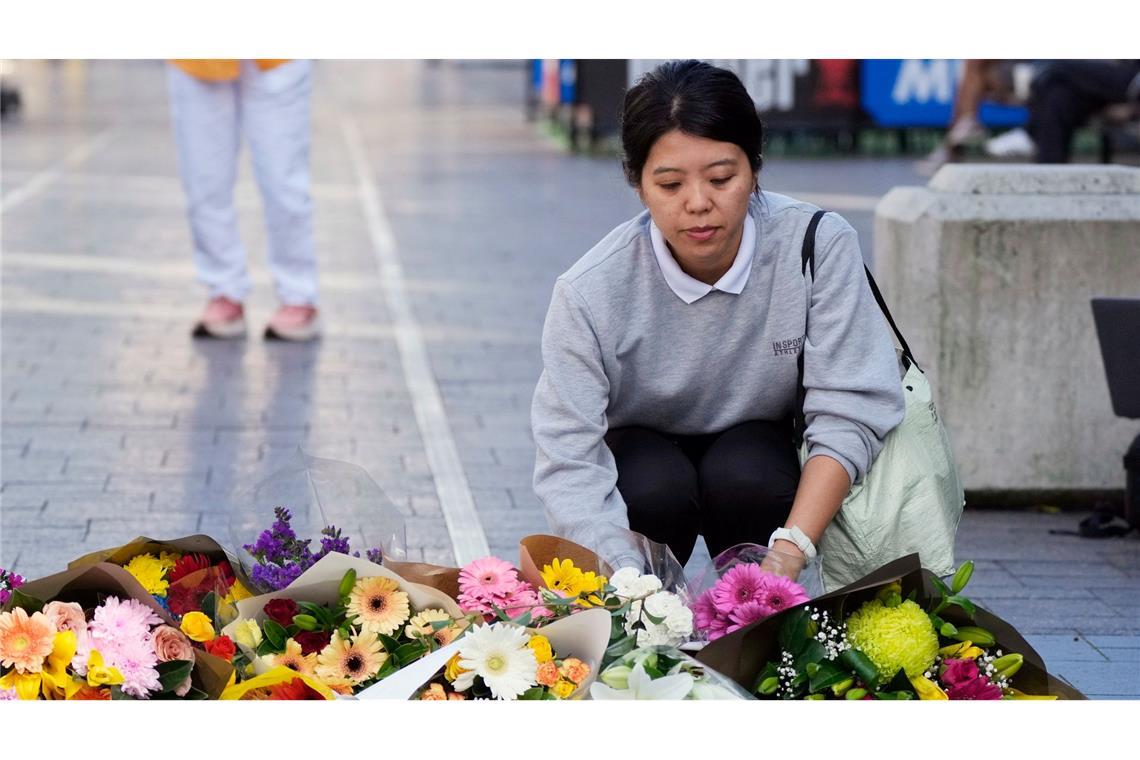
[795,211,965,592]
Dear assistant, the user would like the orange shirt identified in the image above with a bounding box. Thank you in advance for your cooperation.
[171,60,291,82]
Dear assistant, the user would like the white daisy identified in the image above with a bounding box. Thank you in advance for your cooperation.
[454,623,538,700]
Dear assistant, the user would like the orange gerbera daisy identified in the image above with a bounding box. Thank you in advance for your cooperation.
[265,638,317,677]
[0,608,56,673]
[315,630,387,684]
[346,577,410,636]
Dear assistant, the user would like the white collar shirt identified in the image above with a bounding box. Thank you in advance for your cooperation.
[648,215,757,304]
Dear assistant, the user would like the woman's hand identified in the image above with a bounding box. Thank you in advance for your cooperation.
[761,540,806,580]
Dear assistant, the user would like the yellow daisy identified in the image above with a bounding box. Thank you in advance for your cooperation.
[346,577,411,636]
[265,638,317,677]
[315,630,387,684]
[540,558,586,598]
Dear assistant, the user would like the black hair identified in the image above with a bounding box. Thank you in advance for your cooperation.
[620,60,764,190]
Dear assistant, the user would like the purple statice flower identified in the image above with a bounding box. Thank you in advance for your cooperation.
[316,525,351,559]
[365,547,383,565]
[243,506,313,565]
[250,561,306,592]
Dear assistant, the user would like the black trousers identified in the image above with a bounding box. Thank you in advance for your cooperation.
[1028,60,1140,163]
[605,420,801,566]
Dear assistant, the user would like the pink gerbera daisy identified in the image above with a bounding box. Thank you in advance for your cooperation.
[726,600,777,634]
[757,574,809,613]
[691,589,721,632]
[711,564,768,614]
[458,557,520,599]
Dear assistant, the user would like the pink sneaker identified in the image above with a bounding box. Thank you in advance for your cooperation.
[192,296,246,339]
[265,304,322,342]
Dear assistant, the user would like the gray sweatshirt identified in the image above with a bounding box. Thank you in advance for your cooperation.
[531,191,905,566]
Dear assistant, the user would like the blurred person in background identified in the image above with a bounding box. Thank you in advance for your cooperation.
[168,59,321,341]
[1024,59,1140,163]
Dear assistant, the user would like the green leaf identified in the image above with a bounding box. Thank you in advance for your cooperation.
[930,576,952,597]
[200,591,218,623]
[838,648,880,690]
[947,594,977,617]
[807,665,852,697]
[261,619,288,651]
[778,608,812,652]
[642,610,666,626]
[885,668,913,693]
[751,662,780,693]
[377,633,401,653]
[510,611,534,627]
[255,639,278,658]
[393,642,427,666]
[156,659,194,693]
[110,686,134,700]
[8,589,45,614]
[374,657,399,681]
[518,686,552,700]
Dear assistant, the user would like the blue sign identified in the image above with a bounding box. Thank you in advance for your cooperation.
[861,60,1027,128]
[559,59,576,104]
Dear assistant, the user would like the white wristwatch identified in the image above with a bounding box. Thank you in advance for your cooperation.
[768,526,818,560]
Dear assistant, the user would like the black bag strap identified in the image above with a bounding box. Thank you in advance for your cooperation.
[793,210,921,450]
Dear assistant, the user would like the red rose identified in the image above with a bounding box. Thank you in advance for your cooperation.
[294,630,332,656]
[263,598,300,627]
[204,635,237,662]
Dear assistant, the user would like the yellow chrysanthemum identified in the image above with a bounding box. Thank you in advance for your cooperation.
[346,577,411,636]
[541,558,586,598]
[845,598,939,680]
[157,551,181,571]
[124,553,170,597]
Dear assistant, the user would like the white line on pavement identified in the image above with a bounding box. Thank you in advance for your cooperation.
[1,127,119,214]
[340,115,491,566]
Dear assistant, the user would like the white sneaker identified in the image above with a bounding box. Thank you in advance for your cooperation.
[946,116,988,147]
[984,128,1035,158]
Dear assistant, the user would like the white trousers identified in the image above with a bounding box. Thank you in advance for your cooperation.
[167,60,318,306]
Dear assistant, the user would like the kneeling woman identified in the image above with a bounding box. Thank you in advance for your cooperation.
[531,61,905,572]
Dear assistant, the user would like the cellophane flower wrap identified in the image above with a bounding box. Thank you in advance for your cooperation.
[222,552,470,698]
[695,553,1086,701]
[1,562,233,700]
[230,451,408,593]
[688,542,822,645]
[590,645,753,700]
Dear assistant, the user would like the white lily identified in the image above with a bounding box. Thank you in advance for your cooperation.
[589,662,695,700]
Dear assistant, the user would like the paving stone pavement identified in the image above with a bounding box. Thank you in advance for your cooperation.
[2,60,1137,698]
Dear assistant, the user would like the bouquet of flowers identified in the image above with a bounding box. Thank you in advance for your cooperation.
[590,645,752,700]
[408,608,611,701]
[222,552,468,697]
[688,543,819,645]
[1,562,233,700]
[696,554,1085,700]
